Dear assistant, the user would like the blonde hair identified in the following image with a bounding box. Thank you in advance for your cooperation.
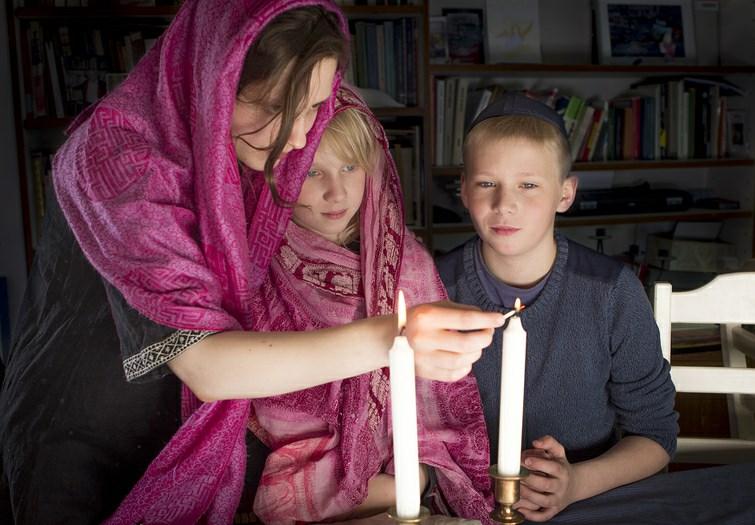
[463,115,572,180]
[320,108,377,171]
[319,108,377,246]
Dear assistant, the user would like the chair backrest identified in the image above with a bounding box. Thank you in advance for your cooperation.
[653,272,755,396]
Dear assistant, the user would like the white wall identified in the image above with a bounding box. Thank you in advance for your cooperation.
[0,2,29,334]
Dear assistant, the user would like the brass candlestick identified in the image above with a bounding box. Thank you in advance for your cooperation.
[386,505,431,524]
[489,465,529,524]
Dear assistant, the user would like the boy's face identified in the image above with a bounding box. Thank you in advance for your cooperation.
[292,142,366,244]
[461,137,577,265]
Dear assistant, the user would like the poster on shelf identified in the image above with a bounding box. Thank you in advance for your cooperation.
[595,0,697,65]
[485,0,542,64]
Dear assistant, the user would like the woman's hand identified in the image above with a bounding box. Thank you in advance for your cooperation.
[404,301,504,382]
[514,435,577,522]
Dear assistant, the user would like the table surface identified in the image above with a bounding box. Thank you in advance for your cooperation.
[342,462,755,525]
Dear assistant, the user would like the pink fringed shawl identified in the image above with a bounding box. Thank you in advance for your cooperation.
[52,1,349,523]
[248,88,492,523]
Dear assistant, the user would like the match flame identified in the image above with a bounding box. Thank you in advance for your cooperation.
[514,297,522,312]
[397,290,406,333]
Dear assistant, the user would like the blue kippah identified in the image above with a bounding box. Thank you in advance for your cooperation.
[468,92,568,141]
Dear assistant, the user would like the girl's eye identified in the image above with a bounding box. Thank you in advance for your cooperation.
[521,182,538,190]
[307,170,319,178]
[342,164,356,173]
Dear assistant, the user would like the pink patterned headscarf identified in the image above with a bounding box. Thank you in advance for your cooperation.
[247,87,493,523]
[51,0,351,523]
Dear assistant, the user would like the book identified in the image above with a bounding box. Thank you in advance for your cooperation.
[434,79,445,166]
[442,77,457,165]
[451,77,471,166]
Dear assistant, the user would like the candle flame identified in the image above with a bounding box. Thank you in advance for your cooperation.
[397,290,406,333]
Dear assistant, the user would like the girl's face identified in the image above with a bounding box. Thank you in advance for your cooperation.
[231,57,338,171]
[292,143,366,244]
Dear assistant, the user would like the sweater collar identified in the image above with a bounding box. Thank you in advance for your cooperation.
[461,234,569,324]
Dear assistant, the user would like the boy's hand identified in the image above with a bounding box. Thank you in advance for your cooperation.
[405,301,505,382]
[514,435,576,522]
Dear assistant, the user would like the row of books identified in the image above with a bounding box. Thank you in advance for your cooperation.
[24,21,163,118]
[345,18,419,107]
[386,126,423,226]
[434,77,746,167]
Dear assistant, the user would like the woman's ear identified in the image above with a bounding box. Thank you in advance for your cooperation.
[556,175,578,213]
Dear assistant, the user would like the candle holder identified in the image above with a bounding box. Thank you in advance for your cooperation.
[386,505,430,524]
[488,465,529,524]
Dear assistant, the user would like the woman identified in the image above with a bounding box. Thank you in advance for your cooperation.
[0,1,502,523]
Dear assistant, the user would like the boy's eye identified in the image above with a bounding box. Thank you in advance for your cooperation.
[476,181,495,188]
[521,182,538,190]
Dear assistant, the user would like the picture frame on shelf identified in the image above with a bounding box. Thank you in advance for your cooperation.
[485,0,542,64]
[726,109,748,157]
[595,0,697,65]
[429,16,449,64]
[442,8,484,64]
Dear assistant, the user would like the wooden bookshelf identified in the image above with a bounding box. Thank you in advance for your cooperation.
[430,63,755,76]
[432,209,753,234]
[432,158,755,176]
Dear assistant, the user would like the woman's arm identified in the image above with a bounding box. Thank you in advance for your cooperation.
[168,302,504,401]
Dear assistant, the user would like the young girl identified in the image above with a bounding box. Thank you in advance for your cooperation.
[248,87,492,523]
[1,1,502,523]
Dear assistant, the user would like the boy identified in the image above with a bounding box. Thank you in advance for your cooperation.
[436,93,678,522]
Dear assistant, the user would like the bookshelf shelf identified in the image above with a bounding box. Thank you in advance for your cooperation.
[432,158,755,176]
[429,63,755,76]
[432,209,753,234]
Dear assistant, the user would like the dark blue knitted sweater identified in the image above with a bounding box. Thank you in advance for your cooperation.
[436,235,678,463]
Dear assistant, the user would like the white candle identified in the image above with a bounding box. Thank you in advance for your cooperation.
[498,298,527,476]
[389,290,421,518]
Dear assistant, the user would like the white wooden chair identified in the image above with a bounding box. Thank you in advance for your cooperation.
[653,272,755,464]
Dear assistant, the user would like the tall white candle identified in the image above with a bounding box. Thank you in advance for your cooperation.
[498,298,527,476]
[389,290,421,519]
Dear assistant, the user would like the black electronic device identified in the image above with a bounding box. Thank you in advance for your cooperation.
[564,182,693,216]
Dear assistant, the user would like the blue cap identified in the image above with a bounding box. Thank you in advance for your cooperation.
[468,92,568,141]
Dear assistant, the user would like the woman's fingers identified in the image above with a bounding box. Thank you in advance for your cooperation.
[402,301,504,381]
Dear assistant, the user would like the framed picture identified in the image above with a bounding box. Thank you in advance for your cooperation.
[442,8,484,64]
[726,110,748,157]
[595,0,697,64]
